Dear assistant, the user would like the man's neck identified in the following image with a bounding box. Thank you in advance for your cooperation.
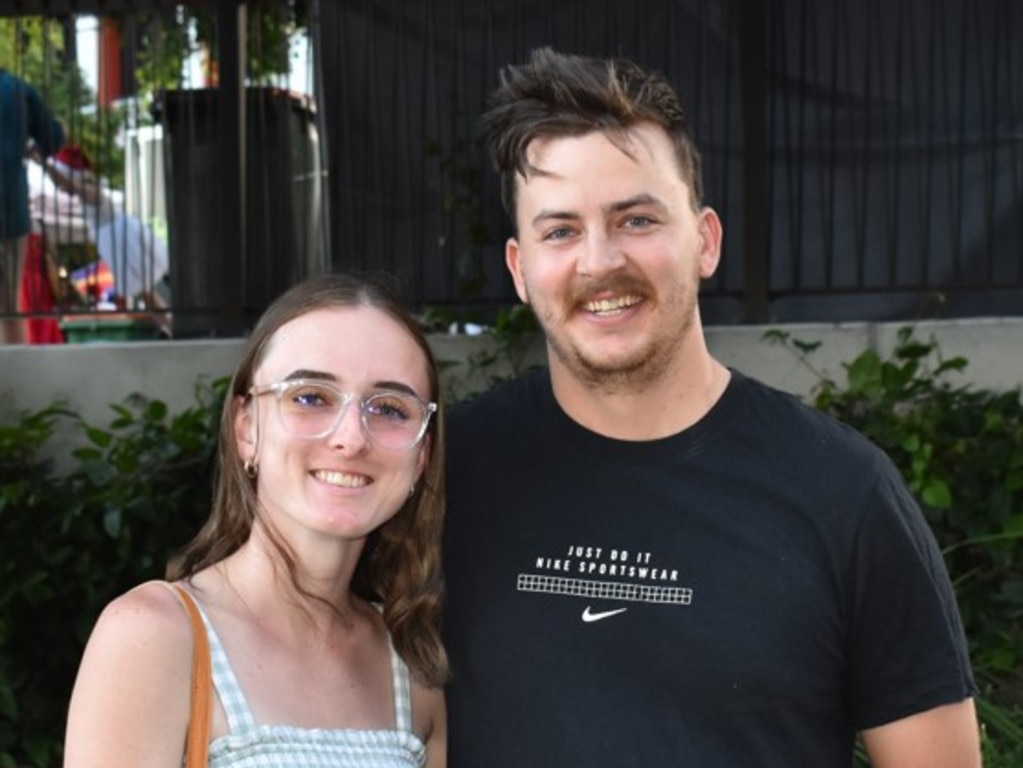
[549,348,731,441]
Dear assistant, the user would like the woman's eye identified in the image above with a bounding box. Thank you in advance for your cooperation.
[292,387,335,408]
[367,396,412,421]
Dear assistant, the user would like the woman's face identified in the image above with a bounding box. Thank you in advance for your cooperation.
[236,305,433,546]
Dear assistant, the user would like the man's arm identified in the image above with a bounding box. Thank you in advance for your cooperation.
[41,157,104,206]
[25,83,64,156]
[860,698,981,768]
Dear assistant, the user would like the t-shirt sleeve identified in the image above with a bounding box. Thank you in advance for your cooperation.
[844,450,977,729]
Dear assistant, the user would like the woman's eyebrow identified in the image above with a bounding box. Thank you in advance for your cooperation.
[284,370,420,397]
[283,369,336,382]
[373,381,419,396]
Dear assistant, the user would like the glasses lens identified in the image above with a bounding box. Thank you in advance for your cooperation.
[277,381,344,438]
[362,392,428,450]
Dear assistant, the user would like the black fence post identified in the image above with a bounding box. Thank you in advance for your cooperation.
[736,0,770,323]
[215,0,246,336]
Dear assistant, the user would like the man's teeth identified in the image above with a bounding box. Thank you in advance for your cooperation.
[314,470,368,488]
[586,295,640,314]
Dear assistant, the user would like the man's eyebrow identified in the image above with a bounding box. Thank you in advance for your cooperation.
[530,209,579,228]
[606,193,664,214]
[529,194,667,228]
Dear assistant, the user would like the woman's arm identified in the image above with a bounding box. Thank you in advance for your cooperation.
[63,581,195,768]
[414,683,447,768]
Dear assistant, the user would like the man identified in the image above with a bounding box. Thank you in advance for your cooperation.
[42,144,170,312]
[0,67,64,343]
[442,48,980,767]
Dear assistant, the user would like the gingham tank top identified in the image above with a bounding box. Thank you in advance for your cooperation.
[192,598,427,768]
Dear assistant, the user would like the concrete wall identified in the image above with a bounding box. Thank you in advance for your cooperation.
[706,318,1023,398]
[2,317,1021,453]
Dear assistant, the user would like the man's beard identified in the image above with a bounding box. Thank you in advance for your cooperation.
[538,275,699,396]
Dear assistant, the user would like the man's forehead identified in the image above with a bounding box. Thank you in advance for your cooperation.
[523,127,650,170]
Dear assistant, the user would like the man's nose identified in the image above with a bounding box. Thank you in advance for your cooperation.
[577,229,626,277]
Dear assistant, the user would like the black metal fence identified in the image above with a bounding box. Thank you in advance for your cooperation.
[321,0,1023,324]
[0,0,1020,343]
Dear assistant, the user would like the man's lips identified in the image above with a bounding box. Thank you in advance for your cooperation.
[583,294,642,316]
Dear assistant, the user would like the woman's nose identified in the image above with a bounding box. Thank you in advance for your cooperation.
[325,397,369,452]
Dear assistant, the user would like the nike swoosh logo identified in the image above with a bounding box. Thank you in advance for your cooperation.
[582,606,628,623]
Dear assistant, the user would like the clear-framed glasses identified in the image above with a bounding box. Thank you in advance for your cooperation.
[248,379,437,452]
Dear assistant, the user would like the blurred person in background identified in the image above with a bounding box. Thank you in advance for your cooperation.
[41,143,170,312]
[0,66,63,343]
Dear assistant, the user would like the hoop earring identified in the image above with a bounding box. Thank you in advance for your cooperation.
[244,458,258,479]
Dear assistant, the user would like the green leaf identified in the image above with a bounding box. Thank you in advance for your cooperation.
[935,356,969,375]
[24,735,54,768]
[845,352,882,395]
[1007,467,1023,492]
[896,341,933,360]
[103,508,123,538]
[71,447,102,462]
[85,427,112,448]
[147,400,168,422]
[922,478,952,509]
[0,684,16,719]
[793,338,822,354]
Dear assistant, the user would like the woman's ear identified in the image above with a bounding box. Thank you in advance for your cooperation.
[234,395,257,461]
[414,433,432,483]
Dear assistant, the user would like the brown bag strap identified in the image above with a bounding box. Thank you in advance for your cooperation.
[166,582,211,768]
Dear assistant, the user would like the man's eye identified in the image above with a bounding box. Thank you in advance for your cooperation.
[543,226,573,241]
[624,215,654,228]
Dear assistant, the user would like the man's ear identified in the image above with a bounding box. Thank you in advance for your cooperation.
[696,207,724,279]
[505,237,529,304]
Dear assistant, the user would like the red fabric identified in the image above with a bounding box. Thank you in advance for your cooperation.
[19,233,64,344]
[54,144,93,171]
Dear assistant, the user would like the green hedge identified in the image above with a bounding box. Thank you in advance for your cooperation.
[1,330,1021,766]
[0,381,224,768]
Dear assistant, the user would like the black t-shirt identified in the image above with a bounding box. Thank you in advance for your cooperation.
[443,368,975,768]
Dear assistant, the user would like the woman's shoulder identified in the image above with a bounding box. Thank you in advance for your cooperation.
[64,581,196,765]
[88,580,196,661]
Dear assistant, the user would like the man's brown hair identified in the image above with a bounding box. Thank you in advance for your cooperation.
[481,47,704,223]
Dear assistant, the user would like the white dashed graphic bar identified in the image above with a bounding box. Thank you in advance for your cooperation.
[517,574,693,604]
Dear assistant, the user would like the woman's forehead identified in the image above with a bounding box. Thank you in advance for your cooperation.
[258,305,429,387]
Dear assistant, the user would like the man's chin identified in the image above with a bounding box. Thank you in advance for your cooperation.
[558,345,657,390]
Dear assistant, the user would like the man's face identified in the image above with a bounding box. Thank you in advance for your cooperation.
[506,123,722,391]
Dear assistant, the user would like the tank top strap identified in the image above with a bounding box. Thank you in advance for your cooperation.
[188,593,259,734]
[388,635,414,733]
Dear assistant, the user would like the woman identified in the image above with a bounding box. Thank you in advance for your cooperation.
[64,274,448,767]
